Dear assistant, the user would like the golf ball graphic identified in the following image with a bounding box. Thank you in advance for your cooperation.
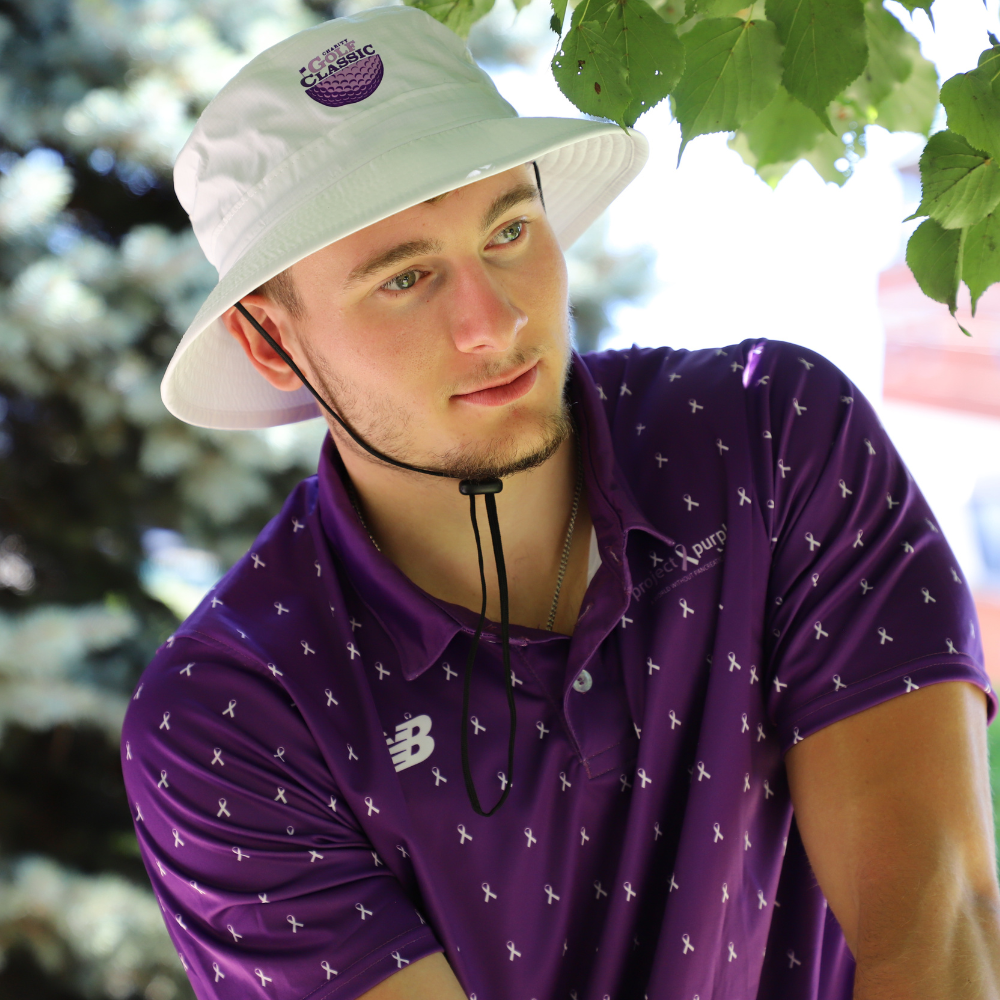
[306,54,384,108]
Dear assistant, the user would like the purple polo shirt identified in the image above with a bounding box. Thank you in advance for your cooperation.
[122,339,995,1000]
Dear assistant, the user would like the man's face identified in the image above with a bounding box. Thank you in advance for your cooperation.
[263,163,573,481]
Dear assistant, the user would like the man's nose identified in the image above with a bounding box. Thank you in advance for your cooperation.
[446,259,527,354]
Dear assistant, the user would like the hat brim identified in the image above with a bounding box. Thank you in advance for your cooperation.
[162,115,648,430]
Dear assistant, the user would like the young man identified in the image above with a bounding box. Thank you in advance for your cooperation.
[122,5,1000,1000]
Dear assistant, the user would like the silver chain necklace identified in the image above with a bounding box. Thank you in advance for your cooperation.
[345,440,584,632]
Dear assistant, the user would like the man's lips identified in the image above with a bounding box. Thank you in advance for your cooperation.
[453,362,539,407]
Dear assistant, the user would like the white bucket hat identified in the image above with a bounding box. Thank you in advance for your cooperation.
[162,3,649,430]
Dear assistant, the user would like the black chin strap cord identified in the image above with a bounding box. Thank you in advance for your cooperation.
[237,302,451,481]
[459,486,515,815]
[233,305,514,817]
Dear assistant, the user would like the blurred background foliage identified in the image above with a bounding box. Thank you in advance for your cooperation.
[0,0,653,996]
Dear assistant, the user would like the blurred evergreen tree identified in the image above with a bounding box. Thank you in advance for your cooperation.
[0,1,332,996]
[0,0,652,996]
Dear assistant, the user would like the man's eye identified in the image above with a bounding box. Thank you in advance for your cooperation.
[494,220,524,244]
[381,270,421,293]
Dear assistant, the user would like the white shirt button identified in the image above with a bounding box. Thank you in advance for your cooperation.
[572,670,593,693]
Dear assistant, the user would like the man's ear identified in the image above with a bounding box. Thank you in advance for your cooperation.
[220,295,305,393]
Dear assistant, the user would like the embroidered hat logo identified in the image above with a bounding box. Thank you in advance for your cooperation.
[299,38,383,108]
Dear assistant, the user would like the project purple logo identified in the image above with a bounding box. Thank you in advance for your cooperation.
[299,38,383,108]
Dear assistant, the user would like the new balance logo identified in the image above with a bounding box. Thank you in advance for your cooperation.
[386,714,435,772]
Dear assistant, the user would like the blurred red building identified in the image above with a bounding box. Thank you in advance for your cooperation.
[879,264,1000,684]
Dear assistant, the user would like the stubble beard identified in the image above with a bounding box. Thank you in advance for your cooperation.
[304,344,575,482]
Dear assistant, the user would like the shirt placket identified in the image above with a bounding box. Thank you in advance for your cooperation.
[561,530,640,779]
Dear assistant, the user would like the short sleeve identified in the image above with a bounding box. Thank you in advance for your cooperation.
[121,636,441,1000]
[744,341,997,753]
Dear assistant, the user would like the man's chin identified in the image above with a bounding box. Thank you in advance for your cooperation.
[423,405,573,482]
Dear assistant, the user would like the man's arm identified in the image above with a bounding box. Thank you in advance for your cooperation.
[785,680,1000,998]
[359,953,467,999]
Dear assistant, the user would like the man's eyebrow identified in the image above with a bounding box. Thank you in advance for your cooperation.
[343,238,442,289]
[477,182,540,236]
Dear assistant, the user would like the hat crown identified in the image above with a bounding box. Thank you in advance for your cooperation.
[174,5,515,275]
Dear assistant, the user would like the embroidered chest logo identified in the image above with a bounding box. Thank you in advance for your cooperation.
[298,38,384,108]
[632,523,728,605]
[386,714,435,771]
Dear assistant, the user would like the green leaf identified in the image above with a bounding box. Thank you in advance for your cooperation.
[672,17,783,157]
[512,0,532,10]
[553,11,631,123]
[732,83,873,188]
[727,130,793,185]
[963,209,1000,315]
[550,0,568,33]
[728,85,859,187]
[940,45,1000,163]
[765,0,868,129]
[406,0,495,38]
[552,0,685,127]
[845,0,913,112]
[895,0,934,25]
[651,0,689,24]
[873,42,938,135]
[906,217,962,313]
[800,128,861,186]
[728,129,859,187]
[685,0,755,16]
[910,129,1000,230]
[731,84,824,165]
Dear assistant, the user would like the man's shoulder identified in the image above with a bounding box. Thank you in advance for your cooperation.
[131,473,326,695]
[581,338,840,385]
[578,339,749,410]
[579,339,848,418]
[577,340,749,433]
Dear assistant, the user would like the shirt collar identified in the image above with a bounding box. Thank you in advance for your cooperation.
[315,351,674,681]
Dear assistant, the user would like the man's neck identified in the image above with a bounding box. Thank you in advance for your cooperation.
[336,429,593,635]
